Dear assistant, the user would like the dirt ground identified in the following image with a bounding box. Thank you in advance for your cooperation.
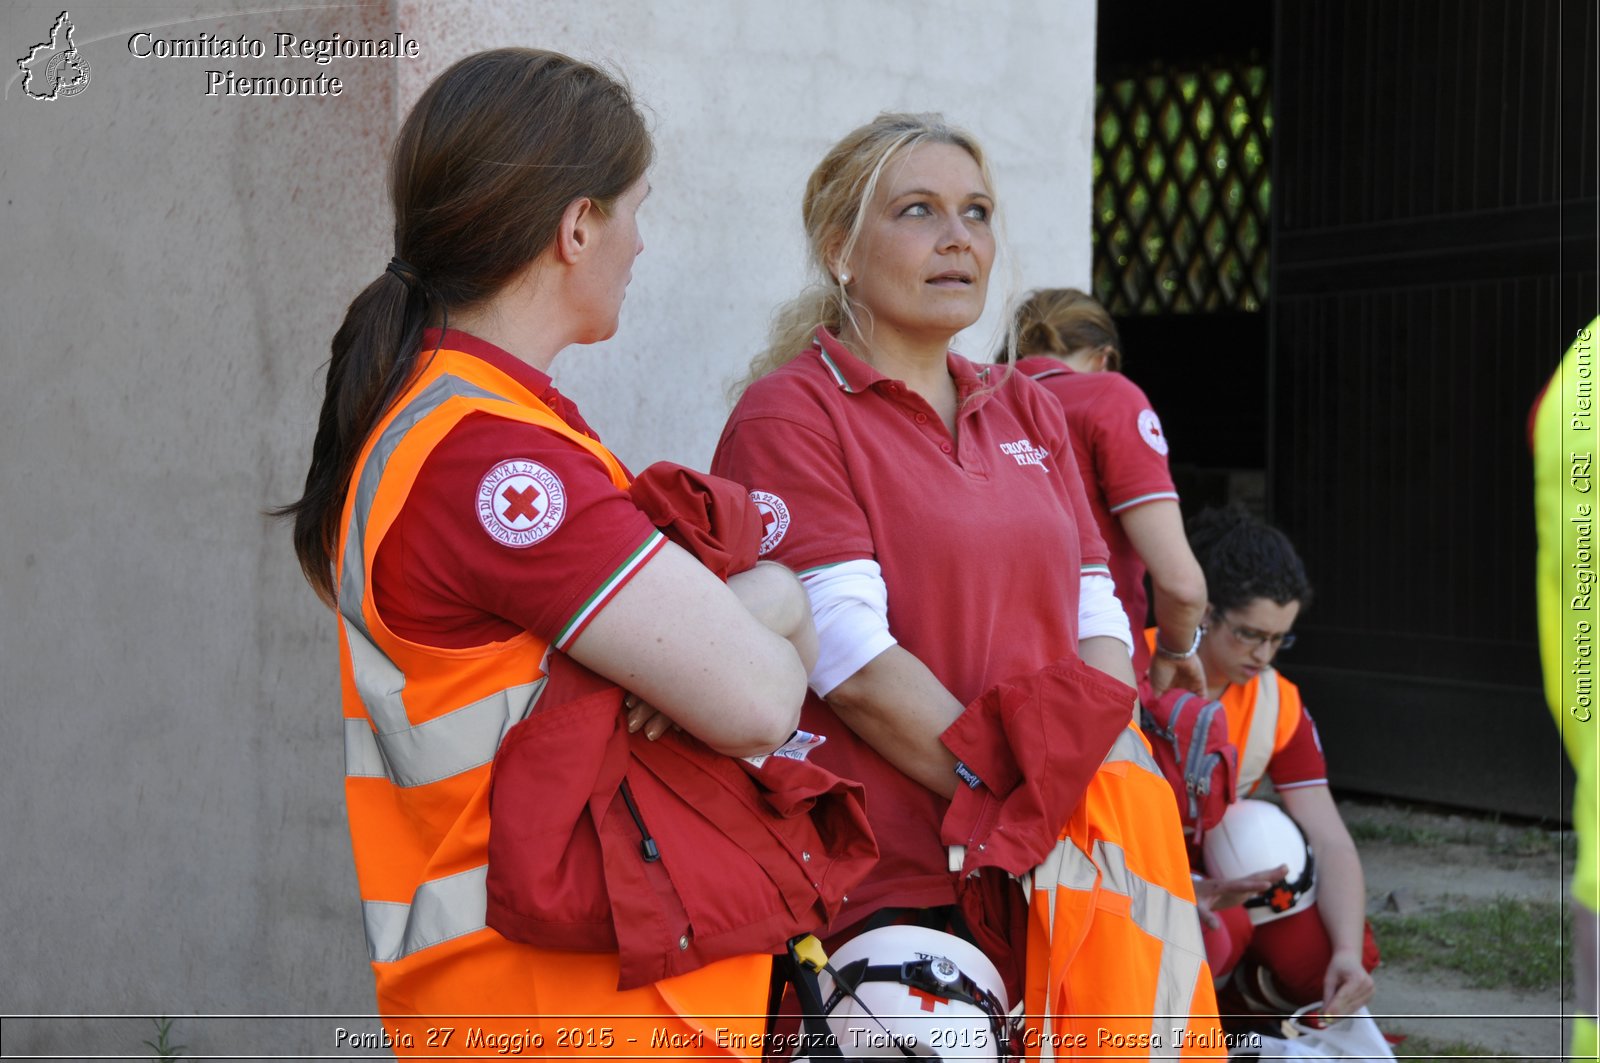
[1338,799,1575,1059]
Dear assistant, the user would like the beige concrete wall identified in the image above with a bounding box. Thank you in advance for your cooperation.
[0,0,1094,1052]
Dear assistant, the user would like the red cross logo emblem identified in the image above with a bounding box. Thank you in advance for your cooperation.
[1268,885,1296,911]
[501,484,542,523]
[749,491,790,556]
[1137,409,1170,455]
[908,987,949,1013]
[477,460,566,548]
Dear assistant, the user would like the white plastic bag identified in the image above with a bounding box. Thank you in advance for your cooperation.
[1231,1005,1395,1061]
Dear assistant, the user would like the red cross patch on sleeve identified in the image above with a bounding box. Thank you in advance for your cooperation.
[749,490,791,556]
[476,458,567,548]
[1137,408,1170,456]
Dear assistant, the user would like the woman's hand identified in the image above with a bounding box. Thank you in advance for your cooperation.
[1281,785,1373,1020]
[1119,500,1208,695]
[624,693,676,741]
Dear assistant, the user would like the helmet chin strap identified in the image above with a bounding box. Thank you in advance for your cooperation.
[823,955,1013,1059]
[1243,825,1316,914]
[822,957,954,1060]
[787,941,929,1059]
[783,932,1017,1061]
[785,936,851,1061]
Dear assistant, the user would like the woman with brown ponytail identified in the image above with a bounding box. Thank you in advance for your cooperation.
[1004,288,1209,698]
[278,49,826,1056]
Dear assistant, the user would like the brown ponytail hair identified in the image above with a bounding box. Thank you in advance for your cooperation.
[1002,287,1122,370]
[277,48,653,605]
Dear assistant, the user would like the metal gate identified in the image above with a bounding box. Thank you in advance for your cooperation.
[1269,0,1597,817]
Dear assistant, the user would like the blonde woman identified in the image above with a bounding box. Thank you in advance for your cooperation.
[713,113,1221,1057]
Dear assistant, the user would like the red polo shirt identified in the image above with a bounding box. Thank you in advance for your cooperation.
[712,329,1110,927]
[1018,356,1180,676]
[371,329,663,651]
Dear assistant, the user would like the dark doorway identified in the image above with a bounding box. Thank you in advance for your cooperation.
[1096,0,1597,819]
[1096,0,1274,516]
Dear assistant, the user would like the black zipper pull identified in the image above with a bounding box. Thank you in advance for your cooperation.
[619,779,660,862]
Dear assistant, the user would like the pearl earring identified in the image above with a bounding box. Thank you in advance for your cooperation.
[839,271,852,286]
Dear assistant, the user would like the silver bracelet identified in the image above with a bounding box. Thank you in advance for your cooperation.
[1155,626,1203,660]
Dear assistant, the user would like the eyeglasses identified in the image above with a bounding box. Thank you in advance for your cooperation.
[1214,614,1296,653]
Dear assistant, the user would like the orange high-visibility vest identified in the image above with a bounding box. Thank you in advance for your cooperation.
[1024,725,1225,1060]
[334,346,769,1056]
[1220,668,1302,798]
[1141,628,1299,799]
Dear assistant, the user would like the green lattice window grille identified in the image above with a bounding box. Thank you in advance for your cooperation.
[1093,61,1272,314]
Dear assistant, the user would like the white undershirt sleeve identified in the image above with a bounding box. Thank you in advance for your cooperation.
[1077,572,1133,656]
[800,559,897,698]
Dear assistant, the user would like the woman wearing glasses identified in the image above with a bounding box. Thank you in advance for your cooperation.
[1180,506,1379,1022]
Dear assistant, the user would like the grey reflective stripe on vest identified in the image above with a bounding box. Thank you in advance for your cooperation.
[363,865,490,964]
[1033,835,1101,898]
[1023,729,1165,895]
[343,680,545,786]
[344,718,389,778]
[338,371,504,685]
[1105,723,1163,778]
[1237,668,1281,796]
[1089,839,1207,1054]
[335,372,542,788]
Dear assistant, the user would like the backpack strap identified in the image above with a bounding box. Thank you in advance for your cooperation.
[1184,698,1226,819]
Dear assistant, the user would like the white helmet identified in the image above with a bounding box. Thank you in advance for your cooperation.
[809,925,1015,1060]
[1202,798,1318,925]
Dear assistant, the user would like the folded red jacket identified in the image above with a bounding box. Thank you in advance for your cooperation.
[487,462,876,989]
[938,655,1136,1003]
[629,461,761,580]
[487,653,877,989]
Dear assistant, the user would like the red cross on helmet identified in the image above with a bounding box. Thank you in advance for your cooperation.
[1201,798,1318,925]
[795,926,1018,1060]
